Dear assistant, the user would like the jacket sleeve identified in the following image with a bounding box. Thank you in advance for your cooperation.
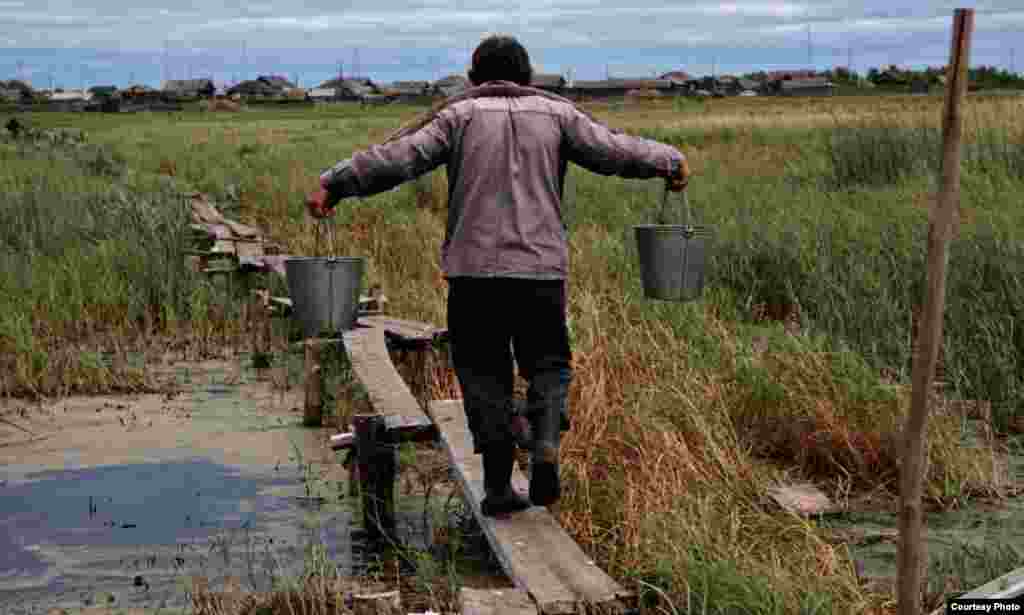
[559,106,684,179]
[320,108,457,199]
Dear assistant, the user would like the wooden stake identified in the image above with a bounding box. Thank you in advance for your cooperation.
[304,340,322,427]
[898,9,973,615]
[353,413,396,543]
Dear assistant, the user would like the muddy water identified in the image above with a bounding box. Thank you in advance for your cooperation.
[822,440,1024,593]
[0,353,431,614]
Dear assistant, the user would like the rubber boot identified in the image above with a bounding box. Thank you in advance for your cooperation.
[527,372,569,507]
[480,442,531,517]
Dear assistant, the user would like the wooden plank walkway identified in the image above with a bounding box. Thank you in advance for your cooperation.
[342,323,428,430]
[430,399,635,615]
[328,315,632,614]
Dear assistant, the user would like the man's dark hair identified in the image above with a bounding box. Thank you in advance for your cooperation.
[468,35,533,87]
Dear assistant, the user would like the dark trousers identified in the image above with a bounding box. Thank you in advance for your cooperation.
[447,277,573,453]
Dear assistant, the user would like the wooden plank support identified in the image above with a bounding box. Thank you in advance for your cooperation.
[342,324,437,542]
[429,399,635,615]
[304,340,322,427]
[460,587,536,615]
[331,414,437,451]
[353,413,397,543]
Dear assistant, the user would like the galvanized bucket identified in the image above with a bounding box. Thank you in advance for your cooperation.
[634,188,712,302]
[284,256,365,337]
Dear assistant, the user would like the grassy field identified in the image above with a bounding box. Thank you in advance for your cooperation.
[2,93,1023,614]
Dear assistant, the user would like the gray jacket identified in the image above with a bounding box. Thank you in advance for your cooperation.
[320,95,685,279]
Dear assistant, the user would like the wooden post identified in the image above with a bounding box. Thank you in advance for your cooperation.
[353,413,396,543]
[304,340,322,427]
[898,9,973,615]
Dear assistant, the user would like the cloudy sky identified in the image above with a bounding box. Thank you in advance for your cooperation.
[1,1,1021,88]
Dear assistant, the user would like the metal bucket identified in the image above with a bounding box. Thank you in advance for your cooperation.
[634,187,711,302]
[634,224,711,301]
[284,256,365,337]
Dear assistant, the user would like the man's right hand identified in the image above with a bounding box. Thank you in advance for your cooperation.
[666,157,691,192]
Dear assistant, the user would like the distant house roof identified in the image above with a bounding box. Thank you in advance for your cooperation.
[779,78,834,91]
[574,78,673,91]
[435,74,469,87]
[164,79,215,93]
[228,79,278,96]
[384,81,431,95]
[766,69,819,81]
[0,79,33,94]
[317,77,375,90]
[308,87,338,99]
[389,80,431,89]
[258,75,296,89]
[531,73,566,88]
[50,90,90,101]
[338,80,376,97]
[660,70,693,82]
[88,85,118,96]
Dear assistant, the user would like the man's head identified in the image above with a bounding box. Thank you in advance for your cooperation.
[468,35,533,87]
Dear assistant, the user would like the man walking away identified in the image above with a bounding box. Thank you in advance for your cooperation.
[307,34,690,516]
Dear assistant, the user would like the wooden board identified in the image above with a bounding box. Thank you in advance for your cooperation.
[234,240,265,261]
[341,325,429,429]
[223,218,262,239]
[460,587,536,615]
[429,399,634,615]
[359,315,444,344]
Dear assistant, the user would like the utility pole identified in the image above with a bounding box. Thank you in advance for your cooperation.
[1012,48,1016,75]
[242,40,247,82]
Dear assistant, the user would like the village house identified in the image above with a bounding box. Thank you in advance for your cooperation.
[774,77,835,96]
[530,73,566,94]
[308,87,339,102]
[568,78,675,100]
[228,79,278,98]
[163,78,216,99]
[49,89,92,102]
[433,74,469,98]
[659,70,693,85]
[379,81,432,103]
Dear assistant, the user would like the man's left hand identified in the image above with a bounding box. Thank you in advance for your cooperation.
[306,186,340,218]
[666,157,691,192]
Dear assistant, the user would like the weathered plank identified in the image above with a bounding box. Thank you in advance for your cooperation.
[223,218,262,239]
[460,587,536,615]
[429,399,634,615]
[360,315,444,344]
[331,415,436,450]
[342,325,428,429]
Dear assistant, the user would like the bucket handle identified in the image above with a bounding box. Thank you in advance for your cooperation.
[658,185,693,229]
[313,217,338,258]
